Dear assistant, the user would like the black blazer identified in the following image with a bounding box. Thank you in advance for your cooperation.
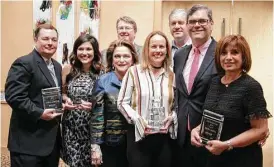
[5,49,62,156]
[173,38,217,146]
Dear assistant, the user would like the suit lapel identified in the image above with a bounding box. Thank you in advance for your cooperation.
[193,39,216,86]
[178,45,192,94]
[33,49,56,87]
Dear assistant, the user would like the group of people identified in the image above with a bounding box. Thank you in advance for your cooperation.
[5,4,271,167]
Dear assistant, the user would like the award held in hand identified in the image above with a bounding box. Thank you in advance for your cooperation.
[146,96,166,133]
[200,110,224,144]
[41,87,63,113]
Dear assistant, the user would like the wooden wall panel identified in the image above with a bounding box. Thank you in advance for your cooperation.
[98,1,155,50]
[162,1,231,43]
[232,2,273,166]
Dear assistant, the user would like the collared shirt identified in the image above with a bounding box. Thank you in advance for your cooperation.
[183,38,212,88]
[171,39,192,68]
[117,65,177,142]
[34,48,58,86]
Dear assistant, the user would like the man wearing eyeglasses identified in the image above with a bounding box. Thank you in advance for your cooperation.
[169,9,191,68]
[173,4,217,167]
[101,16,142,67]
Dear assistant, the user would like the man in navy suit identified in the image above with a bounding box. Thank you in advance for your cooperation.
[5,24,62,167]
[173,4,217,167]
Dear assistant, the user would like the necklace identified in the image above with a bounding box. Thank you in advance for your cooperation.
[222,74,242,87]
[151,65,162,69]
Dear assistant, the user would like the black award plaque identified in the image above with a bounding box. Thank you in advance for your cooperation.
[200,109,224,144]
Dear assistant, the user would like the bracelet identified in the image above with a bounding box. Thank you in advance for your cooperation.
[226,140,233,151]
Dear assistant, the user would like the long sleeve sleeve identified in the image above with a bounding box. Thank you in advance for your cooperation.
[90,79,105,144]
[5,58,44,122]
[117,68,146,141]
[117,69,140,124]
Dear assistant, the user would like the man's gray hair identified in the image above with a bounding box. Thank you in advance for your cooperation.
[169,9,187,23]
[187,4,213,22]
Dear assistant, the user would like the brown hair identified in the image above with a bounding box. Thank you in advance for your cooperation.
[141,31,172,72]
[33,23,58,39]
[68,34,102,82]
[215,35,252,74]
[116,16,137,33]
[106,39,138,72]
[187,4,213,22]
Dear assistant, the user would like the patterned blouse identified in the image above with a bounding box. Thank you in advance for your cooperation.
[117,64,178,142]
[90,72,128,146]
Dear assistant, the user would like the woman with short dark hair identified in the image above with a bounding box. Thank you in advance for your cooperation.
[191,35,272,167]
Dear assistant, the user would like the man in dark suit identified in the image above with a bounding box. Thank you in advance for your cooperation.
[173,4,217,167]
[101,16,142,66]
[5,24,62,167]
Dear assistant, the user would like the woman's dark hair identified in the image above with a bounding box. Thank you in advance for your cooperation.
[106,39,138,72]
[67,34,102,81]
[215,34,252,74]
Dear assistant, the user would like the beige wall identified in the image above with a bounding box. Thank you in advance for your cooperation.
[1,1,273,166]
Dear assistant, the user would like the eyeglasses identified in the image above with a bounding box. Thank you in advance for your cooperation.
[187,19,209,26]
[117,26,133,31]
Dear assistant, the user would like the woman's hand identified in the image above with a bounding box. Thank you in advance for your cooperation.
[77,100,92,111]
[191,125,204,147]
[63,98,76,110]
[163,115,173,130]
[205,140,228,155]
[258,129,270,147]
[91,144,103,166]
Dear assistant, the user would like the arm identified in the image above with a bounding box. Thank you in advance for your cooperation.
[90,78,105,166]
[90,78,105,145]
[206,80,272,155]
[117,68,140,124]
[5,58,44,122]
[61,64,71,102]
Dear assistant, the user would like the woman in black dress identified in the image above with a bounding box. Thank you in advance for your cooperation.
[190,35,271,167]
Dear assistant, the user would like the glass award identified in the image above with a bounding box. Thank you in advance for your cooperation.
[200,110,224,144]
[147,96,166,133]
[41,87,63,113]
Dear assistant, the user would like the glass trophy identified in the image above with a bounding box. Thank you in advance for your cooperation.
[41,87,63,113]
[147,96,166,133]
[200,110,224,144]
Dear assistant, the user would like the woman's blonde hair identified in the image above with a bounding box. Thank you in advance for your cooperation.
[141,31,172,72]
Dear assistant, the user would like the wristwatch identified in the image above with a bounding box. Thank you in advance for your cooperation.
[226,140,233,151]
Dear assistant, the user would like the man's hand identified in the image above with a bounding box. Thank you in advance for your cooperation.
[40,108,62,121]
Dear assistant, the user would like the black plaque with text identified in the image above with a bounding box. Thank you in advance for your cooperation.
[41,87,63,113]
[200,110,224,144]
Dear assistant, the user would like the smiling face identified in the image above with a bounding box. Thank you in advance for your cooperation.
[113,46,133,76]
[76,42,94,66]
[220,45,243,74]
[148,34,167,67]
[169,14,188,42]
[34,28,58,59]
[117,20,136,43]
[187,9,213,46]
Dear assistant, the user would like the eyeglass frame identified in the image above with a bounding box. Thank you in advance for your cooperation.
[187,19,211,27]
[117,26,134,31]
